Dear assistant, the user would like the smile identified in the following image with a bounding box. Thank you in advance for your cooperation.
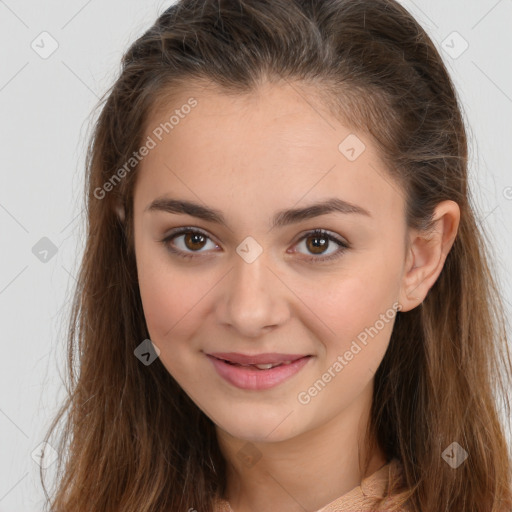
[206,354,312,390]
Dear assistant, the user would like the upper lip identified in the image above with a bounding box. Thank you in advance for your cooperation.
[207,352,309,365]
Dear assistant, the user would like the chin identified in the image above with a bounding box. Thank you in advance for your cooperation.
[216,410,302,444]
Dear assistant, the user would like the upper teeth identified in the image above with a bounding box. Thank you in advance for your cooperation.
[224,359,294,369]
[253,361,292,369]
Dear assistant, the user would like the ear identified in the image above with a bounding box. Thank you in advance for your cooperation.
[398,200,460,312]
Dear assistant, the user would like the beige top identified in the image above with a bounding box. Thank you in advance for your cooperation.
[213,458,411,512]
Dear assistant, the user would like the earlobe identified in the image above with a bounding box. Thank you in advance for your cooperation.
[398,200,460,312]
[398,253,424,311]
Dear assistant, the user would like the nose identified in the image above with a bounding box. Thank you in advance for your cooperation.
[215,252,291,338]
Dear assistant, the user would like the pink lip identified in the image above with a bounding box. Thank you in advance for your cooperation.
[206,354,312,390]
[207,352,307,365]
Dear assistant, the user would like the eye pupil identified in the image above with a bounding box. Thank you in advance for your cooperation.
[307,235,328,254]
[185,232,207,251]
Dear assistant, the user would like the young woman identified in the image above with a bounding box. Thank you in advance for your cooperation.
[41,1,512,511]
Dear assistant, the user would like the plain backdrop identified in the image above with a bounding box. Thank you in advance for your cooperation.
[0,0,511,510]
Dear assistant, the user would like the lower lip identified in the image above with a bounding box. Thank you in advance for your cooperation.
[207,355,312,390]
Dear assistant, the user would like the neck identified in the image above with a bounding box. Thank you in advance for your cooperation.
[216,379,387,512]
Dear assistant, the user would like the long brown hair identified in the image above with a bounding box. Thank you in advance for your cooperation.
[41,1,512,510]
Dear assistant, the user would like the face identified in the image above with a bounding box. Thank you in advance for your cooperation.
[132,81,408,443]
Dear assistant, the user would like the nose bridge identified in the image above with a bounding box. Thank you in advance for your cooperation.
[217,245,289,336]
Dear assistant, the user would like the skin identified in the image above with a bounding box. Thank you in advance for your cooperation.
[131,80,460,512]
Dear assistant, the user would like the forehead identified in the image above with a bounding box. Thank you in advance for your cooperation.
[135,81,404,227]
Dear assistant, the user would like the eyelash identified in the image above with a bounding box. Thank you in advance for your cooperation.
[160,227,350,264]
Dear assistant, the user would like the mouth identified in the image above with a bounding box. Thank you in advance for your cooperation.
[206,353,313,390]
[207,352,309,369]
[215,359,296,370]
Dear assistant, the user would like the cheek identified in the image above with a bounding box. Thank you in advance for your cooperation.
[135,247,220,381]
[138,269,197,340]
[294,274,398,416]
[135,240,197,344]
[136,262,208,383]
[291,253,401,383]
[296,262,400,341]
[139,275,178,338]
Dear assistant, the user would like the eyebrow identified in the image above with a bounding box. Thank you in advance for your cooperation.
[145,196,371,228]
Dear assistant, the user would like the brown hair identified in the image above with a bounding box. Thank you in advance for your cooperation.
[41,1,512,510]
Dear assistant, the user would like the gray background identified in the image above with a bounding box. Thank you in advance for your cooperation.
[1,0,511,510]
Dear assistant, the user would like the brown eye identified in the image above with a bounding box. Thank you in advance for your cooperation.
[161,227,350,264]
[161,228,218,260]
[304,233,329,255]
[293,229,350,263]
[183,232,208,251]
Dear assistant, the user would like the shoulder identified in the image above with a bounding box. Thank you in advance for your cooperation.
[379,458,414,512]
